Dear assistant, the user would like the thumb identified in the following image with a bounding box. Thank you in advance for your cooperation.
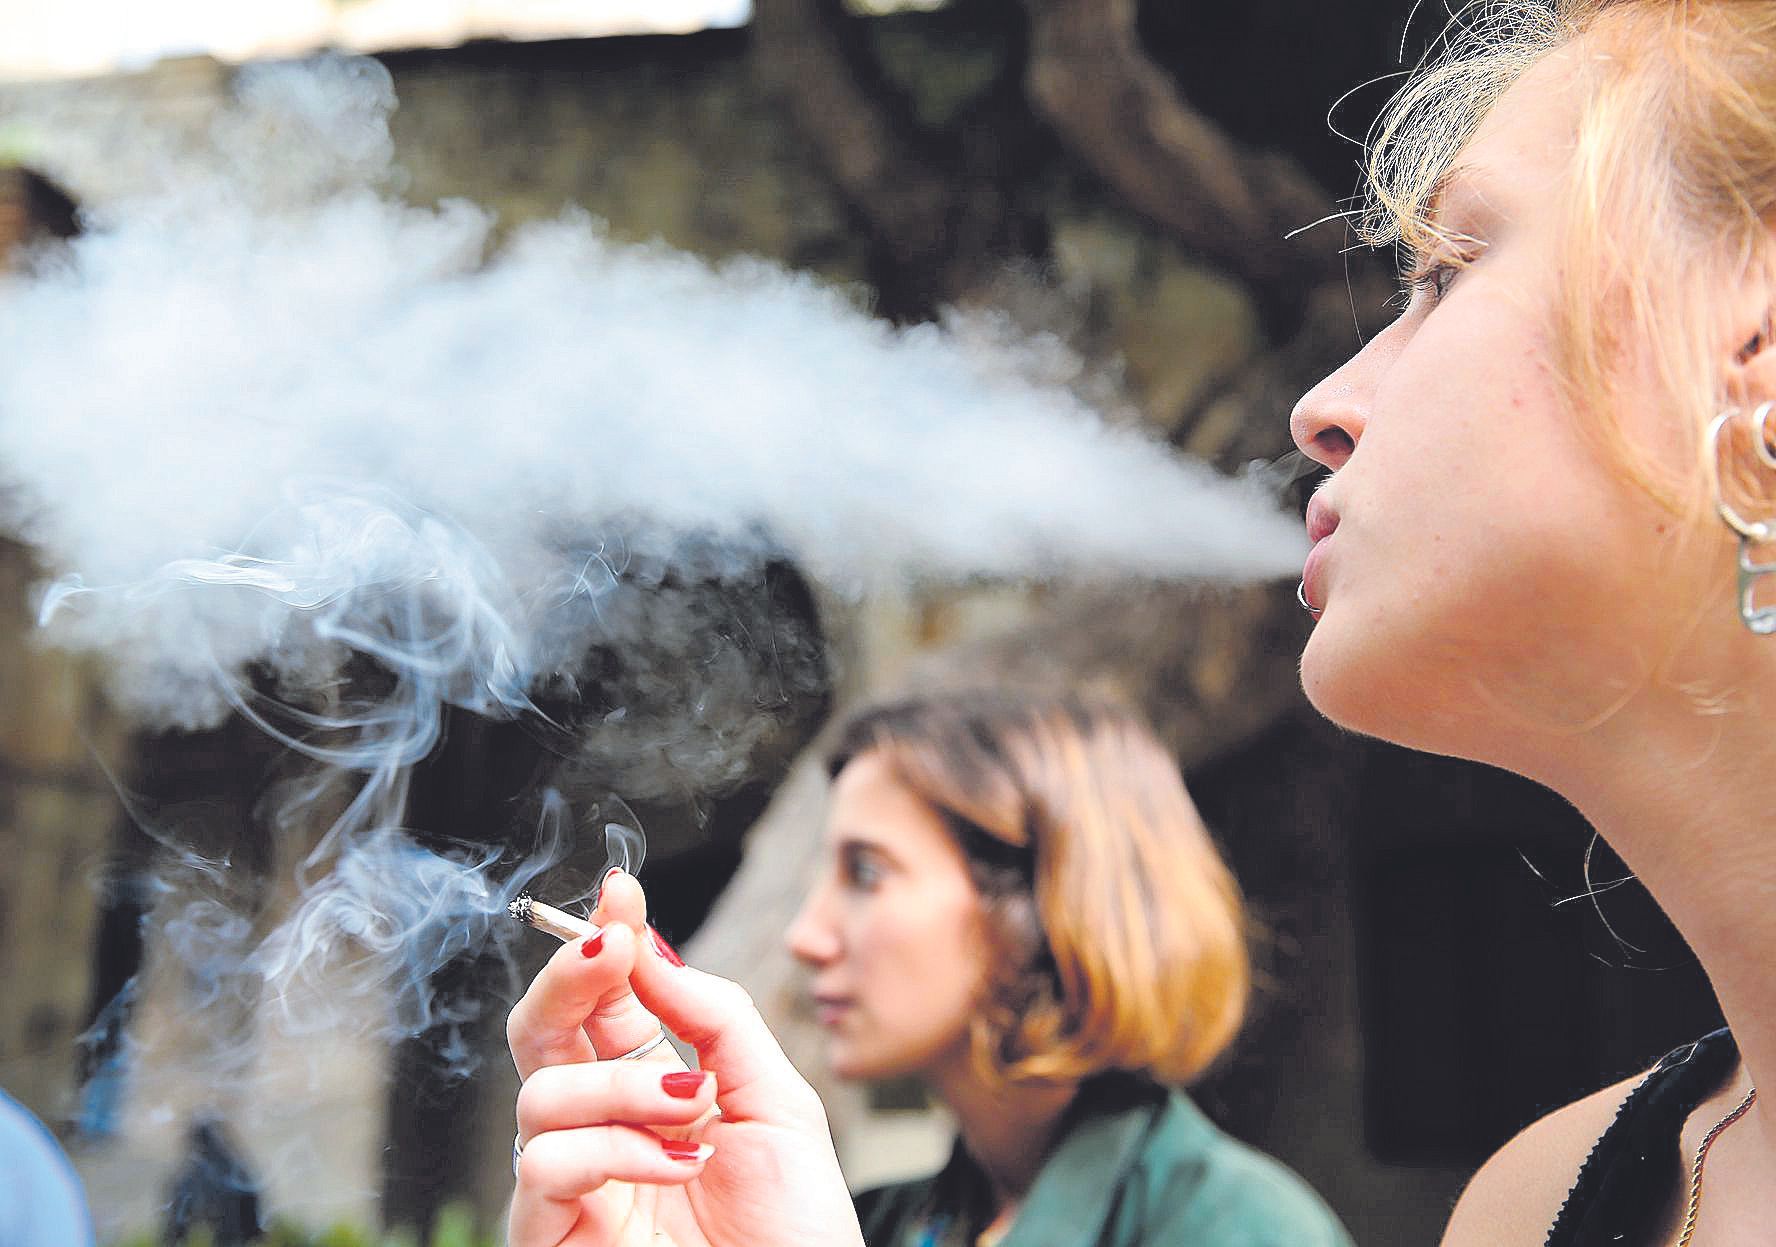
[571,869,663,1060]
[592,867,648,931]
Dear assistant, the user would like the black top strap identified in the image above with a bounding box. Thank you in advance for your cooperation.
[1545,1028,1738,1247]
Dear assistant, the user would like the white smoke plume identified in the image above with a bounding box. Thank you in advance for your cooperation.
[0,56,1303,1082]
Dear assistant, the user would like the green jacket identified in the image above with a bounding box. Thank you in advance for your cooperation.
[853,1076,1352,1247]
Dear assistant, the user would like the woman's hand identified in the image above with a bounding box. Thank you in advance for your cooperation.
[506,870,864,1247]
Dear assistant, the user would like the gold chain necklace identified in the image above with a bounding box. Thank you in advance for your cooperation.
[1673,1084,1758,1247]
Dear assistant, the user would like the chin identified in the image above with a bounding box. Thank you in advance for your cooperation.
[1299,617,1387,732]
[1299,614,1467,756]
[827,1040,917,1084]
[826,1051,864,1081]
[824,1041,875,1083]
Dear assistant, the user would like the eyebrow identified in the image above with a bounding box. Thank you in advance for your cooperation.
[1421,163,1502,241]
[831,828,897,861]
[1425,162,1474,215]
[1399,164,1502,275]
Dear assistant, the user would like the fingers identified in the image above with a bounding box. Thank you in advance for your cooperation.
[513,868,819,1131]
[629,924,827,1126]
[517,1063,717,1145]
[518,1124,712,1196]
[509,1124,713,1246]
[507,922,640,1080]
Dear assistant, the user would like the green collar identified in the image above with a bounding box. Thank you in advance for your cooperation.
[916,1076,1205,1247]
[999,1077,1175,1247]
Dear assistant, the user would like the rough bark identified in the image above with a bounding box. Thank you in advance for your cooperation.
[749,0,974,311]
[1021,0,1341,323]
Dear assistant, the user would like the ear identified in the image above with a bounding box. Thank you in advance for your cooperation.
[1723,251,1776,405]
[1731,310,1776,396]
[1713,315,1776,538]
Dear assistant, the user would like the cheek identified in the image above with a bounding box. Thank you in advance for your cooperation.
[1304,493,1678,760]
[1302,329,1665,747]
[1363,301,1592,571]
[856,903,987,1024]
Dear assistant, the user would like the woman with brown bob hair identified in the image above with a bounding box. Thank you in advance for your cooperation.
[785,692,1348,1245]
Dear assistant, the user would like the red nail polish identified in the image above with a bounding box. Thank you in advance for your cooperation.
[605,866,624,881]
[661,1072,706,1098]
[660,1138,710,1162]
[579,930,604,958]
[649,926,685,968]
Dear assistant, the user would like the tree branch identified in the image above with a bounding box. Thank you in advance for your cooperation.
[1021,0,1341,311]
[749,0,966,310]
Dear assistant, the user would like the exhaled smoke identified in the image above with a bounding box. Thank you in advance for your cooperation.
[0,58,1303,1075]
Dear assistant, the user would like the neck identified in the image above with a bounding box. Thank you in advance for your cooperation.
[1529,673,1776,1156]
[927,1055,1078,1209]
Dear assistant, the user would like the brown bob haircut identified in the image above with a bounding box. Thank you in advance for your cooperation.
[826,690,1248,1087]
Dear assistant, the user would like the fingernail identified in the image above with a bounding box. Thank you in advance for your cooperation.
[660,1139,713,1162]
[661,1071,707,1098]
[605,866,624,882]
[649,926,685,968]
[579,929,605,958]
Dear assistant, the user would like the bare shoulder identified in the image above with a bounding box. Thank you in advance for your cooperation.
[1438,1070,1645,1247]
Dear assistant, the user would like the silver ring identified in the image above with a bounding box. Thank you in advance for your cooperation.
[1296,580,1320,615]
[1755,401,1776,470]
[616,1028,669,1061]
[513,1028,672,1181]
[1707,410,1774,541]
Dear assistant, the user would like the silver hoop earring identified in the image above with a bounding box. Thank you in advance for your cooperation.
[1753,401,1776,470]
[1706,408,1776,634]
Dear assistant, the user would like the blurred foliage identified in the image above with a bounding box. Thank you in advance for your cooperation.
[867,16,1006,129]
[113,1202,495,1247]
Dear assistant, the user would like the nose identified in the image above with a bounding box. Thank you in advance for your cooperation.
[1290,330,1391,470]
[785,881,840,968]
[1289,374,1364,471]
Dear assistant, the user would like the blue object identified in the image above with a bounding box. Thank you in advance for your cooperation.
[0,1088,94,1247]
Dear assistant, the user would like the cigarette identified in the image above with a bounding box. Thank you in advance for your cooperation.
[508,893,597,943]
[506,890,717,1123]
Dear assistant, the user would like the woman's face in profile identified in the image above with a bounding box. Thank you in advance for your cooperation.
[785,751,992,1082]
[1288,45,1710,768]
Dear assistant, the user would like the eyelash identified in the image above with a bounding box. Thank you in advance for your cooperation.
[1400,231,1488,308]
[1403,258,1459,305]
[840,848,883,891]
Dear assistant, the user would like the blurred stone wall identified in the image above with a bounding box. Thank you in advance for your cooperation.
[0,539,127,1125]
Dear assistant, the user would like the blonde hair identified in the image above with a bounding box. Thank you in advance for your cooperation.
[827,692,1248,1087]
[1362,1,1776,516]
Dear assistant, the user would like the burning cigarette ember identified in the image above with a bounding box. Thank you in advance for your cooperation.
[507,893,597,943]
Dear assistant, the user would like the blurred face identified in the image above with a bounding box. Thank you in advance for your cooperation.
[1289,47,1716,768]
[785,752,991,1082]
